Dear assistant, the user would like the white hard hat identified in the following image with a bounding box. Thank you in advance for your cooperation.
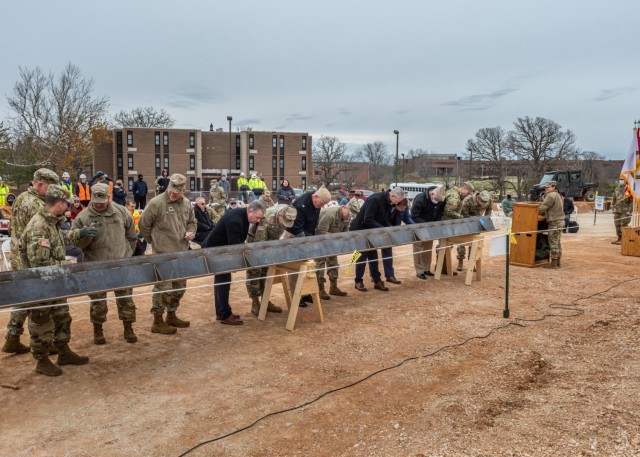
[240,172,245,177]
[0,176,3,181]
[79,174,87,179]
[251,173,257,179]
[62,172,70,178]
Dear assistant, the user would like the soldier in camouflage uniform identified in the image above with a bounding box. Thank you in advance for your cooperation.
[208,179,227,218]
[3,168,60,354]
[259,190,276,209]
[19,185,96,376]
[437,182,474,274]
[314,199,361,298]
[538,181,565,269]
[245,204,297,315]
[456,190,493,271]
[73,184,139,344]
[611,181,632,245]
[139,174,197,334]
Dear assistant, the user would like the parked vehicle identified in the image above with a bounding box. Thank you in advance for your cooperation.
[0,218,9,237]
[528,170,597,202]
[390,182,438,200]
[348,189,374,199]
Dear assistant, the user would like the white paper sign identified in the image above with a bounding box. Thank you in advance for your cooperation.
[595,196,605,211]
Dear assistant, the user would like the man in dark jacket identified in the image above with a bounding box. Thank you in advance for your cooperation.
[282,186,332,238]
[350,187,405,292]
[202,200,266,325]
[194,197,215,245]
[112,179,127,206]
[132,174,148,209]
[411,185,445,279]
[381,198,414,284]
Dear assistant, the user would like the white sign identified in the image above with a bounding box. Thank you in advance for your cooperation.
[595,196,605,211]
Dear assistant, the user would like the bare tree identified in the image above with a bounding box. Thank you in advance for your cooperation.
[113,106,175,128]
[506,116,578,177]
[356,141,391,189]
[312,135,353,188]
[466,126,510,196]
[6,63,109,177]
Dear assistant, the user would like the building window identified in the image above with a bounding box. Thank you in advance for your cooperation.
[272,179,277,190]
[301,177,307,189]
[128,154,134,170]
[249,156,254,170]
[272,157,277,169]
[127,131,133,147]
[189,132,195,148]
[128,177,134,191]
[236,157,241,169]
[279,158,284,169]
[301,156,307,171]
[279,135,284,150]
[155,155,161,177]
[272,135,277,149]
[155,132,160,147]
[249,134,254,150]
[163,132,169,147]
[164,157,169,169]
[116,132,123,146]
[189,155,195,170]
[117,156,123,169]
[190,177,196,191]
[302,136,307,150]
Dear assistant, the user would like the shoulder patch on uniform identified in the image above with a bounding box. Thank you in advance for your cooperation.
[38,239,51,248]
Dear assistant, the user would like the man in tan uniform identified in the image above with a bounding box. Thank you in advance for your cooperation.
[538,180,565,269]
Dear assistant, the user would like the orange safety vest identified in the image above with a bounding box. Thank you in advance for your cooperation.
[77,182,90,201]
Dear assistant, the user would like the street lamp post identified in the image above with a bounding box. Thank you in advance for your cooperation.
[227,115,233,174]
[393,130,399,185]
[401,153,405,182]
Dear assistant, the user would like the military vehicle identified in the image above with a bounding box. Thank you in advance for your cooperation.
[528,170,597,202]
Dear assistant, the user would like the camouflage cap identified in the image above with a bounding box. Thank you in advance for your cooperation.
[462,181,475,192]
[168,173,187,191]
[279,205,297,228]
[46,184,71,201]
[315,185,332,204]
[91,183,110,203]
[346,197,361,216]
[479,191,491,203]
[544,180,557,188]
[34,168,59,185]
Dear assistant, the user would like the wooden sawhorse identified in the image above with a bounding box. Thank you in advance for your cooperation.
[258,260,324,331]
[434,234,484,286]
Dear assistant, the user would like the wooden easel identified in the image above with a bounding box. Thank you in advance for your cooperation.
[258,260,324,331]
[434,234,484,286]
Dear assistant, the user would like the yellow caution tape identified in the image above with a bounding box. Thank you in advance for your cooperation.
[346,250,362,275]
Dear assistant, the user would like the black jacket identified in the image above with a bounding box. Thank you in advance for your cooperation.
[194,207,215,244]
[285,191,321,236]
[563,197,575,216]
[202,207,249,247]
[132,179,148,197]
[112,186,127,206]
[349,191,392,231]
[411,187,444,223]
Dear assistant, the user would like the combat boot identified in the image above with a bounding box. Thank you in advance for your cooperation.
[93,323,106,345]
[2,334,30,354]
[251,296,260,316]
[56,344,89,366]
[151,314,177,334]
[329,279,347,297]
[166,311,190,328]
[267,301,282,313]
[456,258,464,272]
[36,356,63,376]
[556,257,561,268]
[542,258,559,269]
[611,236,622,245]
[123,321,137,343]
[318,281,331,300]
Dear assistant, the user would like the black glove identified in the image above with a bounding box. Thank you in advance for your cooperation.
[79,226,98,238]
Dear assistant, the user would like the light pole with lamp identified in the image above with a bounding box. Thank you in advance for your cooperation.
[393,130,399,185]
[401,153,405,182]
[227,115,233,175]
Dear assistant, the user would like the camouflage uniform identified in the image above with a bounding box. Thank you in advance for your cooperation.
[259,191,275,209]
[20,193,81,359]
[612,183,632,239]
[245,204,292,299]
[442,187,464,220]
[206,205,222,224]
[208,184,227,217]
[538,188,565,261]
[314,205,351,283]
[72,187,138,324]
[457,191,493,261]
[6,169,59,339]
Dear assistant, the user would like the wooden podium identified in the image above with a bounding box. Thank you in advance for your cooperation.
[621,226,640,257]
[509,202,550,267]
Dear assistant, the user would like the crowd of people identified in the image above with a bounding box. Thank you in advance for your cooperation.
[0,165,587,377]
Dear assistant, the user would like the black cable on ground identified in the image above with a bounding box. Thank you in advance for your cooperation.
[177,276,639,456]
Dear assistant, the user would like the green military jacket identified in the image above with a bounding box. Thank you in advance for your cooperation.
[138,192,197,254]
[72,202,137,261]
[246,204,288,243]
[612,184,632,214]
[538,189,564,223]
[208,186,227,206]
[443,188,464,220]
[10,187,45,269]
[316,205,350,235]
[19,208,75,268]
[461,192,493,217]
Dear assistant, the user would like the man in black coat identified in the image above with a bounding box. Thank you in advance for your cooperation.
[282,186,332,238]
[349,187,406,292]
[132,174,148,209]
[202,200,266,325]
[411,185,445,279]
[193,197,215,245]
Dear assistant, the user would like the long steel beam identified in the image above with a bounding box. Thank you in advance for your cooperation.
[0,217,494,308]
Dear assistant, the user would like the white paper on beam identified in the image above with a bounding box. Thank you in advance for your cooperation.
[489,235,509,257]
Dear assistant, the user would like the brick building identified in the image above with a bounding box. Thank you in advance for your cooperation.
[93,128,312,193]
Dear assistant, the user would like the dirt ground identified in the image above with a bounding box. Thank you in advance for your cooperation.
[1,211,639,457]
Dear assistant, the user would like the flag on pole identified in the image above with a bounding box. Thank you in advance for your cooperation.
[620,128,640,197]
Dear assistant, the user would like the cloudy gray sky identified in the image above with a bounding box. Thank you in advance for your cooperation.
[1,0,638,159]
